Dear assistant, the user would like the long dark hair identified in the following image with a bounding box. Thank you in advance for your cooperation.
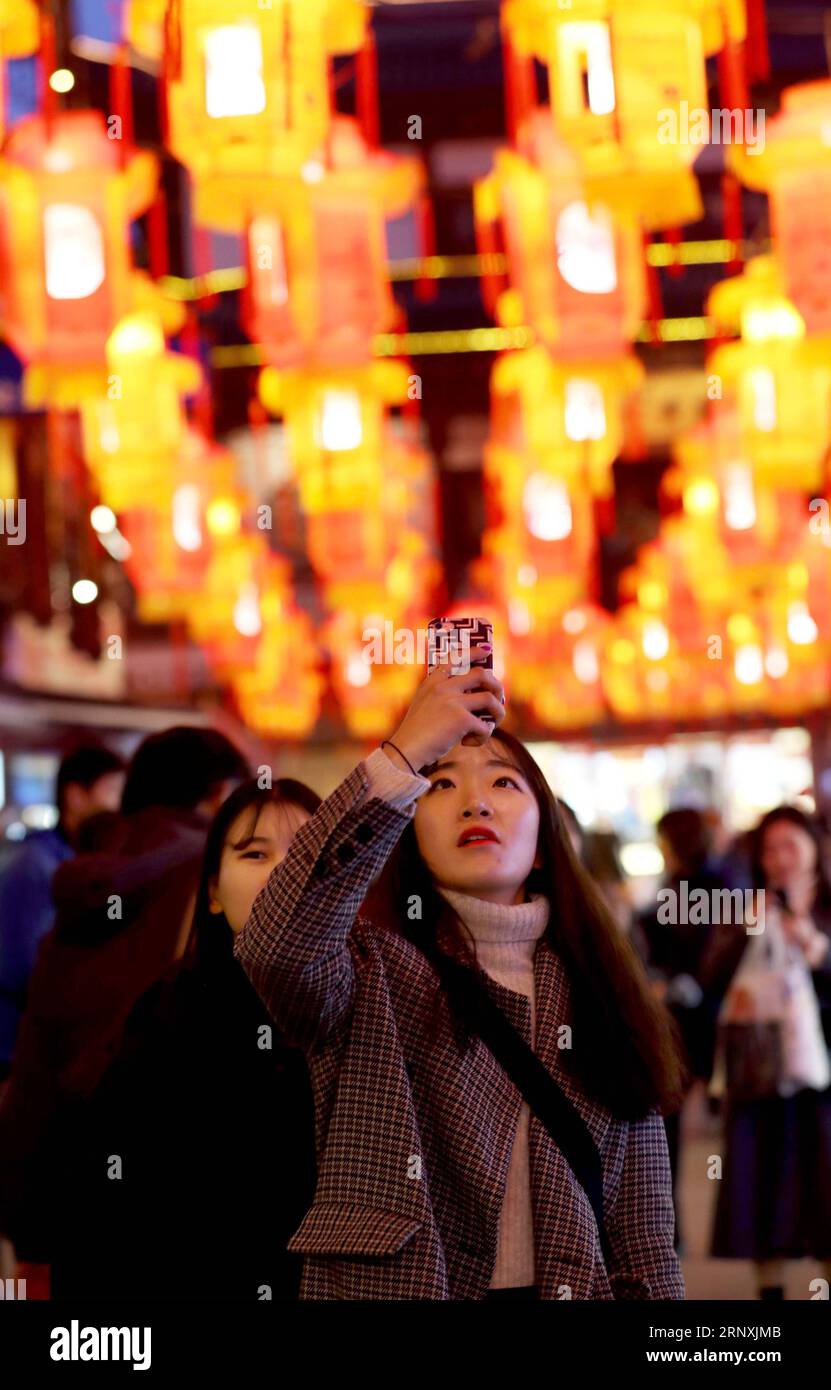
[751,804,831,913]
[188,776,323,972]
[367,728,685,1120]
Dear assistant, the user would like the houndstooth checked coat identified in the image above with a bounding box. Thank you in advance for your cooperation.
[234,762,685,1301]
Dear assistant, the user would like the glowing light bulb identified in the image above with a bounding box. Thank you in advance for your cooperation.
[72,579,98,605]
[49,69,75,94]
[748,368,777,432]
[642,620,669,661]
[724,464,757,531]
[683,478,719,517]
[90,506,117,534]
[206,497,241,538]
[787,601,818,645]
[204,26,266,119]
[172,486,203,552]
[346,652,372,687]
[734,644,763,685]
[316,391,363,451]
[563,608,587,634]
[564,378,606,442]
[44,205,105,300]
[765,647,789,679]
[556,203,617,296]
[573,639,599,684]
[523,474,572,541]
[233,584,262,637]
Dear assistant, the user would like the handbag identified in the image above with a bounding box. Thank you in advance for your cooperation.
[440,955,613,1264]
[721,1020,783,1101]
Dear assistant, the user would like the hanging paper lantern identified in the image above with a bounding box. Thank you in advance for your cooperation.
[231,580,324,739]
[242,117,422,363]
[164,0,368,227]
[480,464,597,627]
[323,606,425,741]
[79,311,201,510]
[617,531,733,719]
[508,601,610,730]
[259,359,408,479]
[0,112,157,393]
[487,346,643,500]
[707,258,831,490]
[730,79,831,336]
[474,112,646,359]
[503,0,743,177]
[118,428,240,623]
[669,413,814,592]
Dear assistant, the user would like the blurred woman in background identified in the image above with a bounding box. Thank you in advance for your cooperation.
[49,777,320,1300]
[704,806,831,1299]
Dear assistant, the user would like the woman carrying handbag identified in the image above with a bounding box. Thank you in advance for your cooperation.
[705,806,831,1299]
[234,646,685,1300]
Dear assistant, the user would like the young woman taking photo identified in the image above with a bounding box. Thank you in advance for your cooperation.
[235,651,686,1300]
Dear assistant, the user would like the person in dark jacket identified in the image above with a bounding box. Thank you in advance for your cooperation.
[48,777,320,1300]
[702,806,831,1299]
[0,726,248,1266]
[637,807,735,1248]
[0,742,125,1079]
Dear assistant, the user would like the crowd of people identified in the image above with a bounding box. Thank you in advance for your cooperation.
[0,654,829,1300]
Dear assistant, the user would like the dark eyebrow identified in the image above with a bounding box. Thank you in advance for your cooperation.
[429,759,527,779]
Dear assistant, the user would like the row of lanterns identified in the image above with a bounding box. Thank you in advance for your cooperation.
[471,0,758,728]
[599,76,831,724]
[0,1,445,739]
[5,0,831,737]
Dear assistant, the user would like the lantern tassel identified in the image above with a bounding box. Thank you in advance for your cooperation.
[415,194,438,303]
[356,32,379,149]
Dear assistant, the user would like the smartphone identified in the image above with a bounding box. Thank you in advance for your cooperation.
[427,617,496,726]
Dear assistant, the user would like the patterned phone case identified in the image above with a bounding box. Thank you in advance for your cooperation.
[427,617,495,724]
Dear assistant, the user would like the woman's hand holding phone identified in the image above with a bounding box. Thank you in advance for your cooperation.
[385,656,505,775]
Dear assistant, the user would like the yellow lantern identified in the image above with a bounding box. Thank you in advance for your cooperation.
[164,0,368,227]
[707,260,831,490]
[507,602,610,730]
[0,111,158,397]
[488,346,643,499]
[730,80,831,336]
[503,0,743,180]
[243,117,422,360]
[260,359,409,483]
[670,414,808,594]
[474,112,646,358]
[231,579,324,739]
[79,311,201,510]
[120,428,240,625]
[323,607,424,741]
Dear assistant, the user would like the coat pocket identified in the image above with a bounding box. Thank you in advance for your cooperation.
[287,1202,423,1257]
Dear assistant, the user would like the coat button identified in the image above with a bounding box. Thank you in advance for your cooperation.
[336,843,356,865]
[354,823,376,844]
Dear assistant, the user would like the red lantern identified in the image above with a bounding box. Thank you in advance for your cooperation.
[0,112,157,374]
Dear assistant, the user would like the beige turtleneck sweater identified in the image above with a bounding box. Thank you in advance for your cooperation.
[363,746,551,1290]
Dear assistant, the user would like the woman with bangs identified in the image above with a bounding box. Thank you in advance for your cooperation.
[236,650,686,1301]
